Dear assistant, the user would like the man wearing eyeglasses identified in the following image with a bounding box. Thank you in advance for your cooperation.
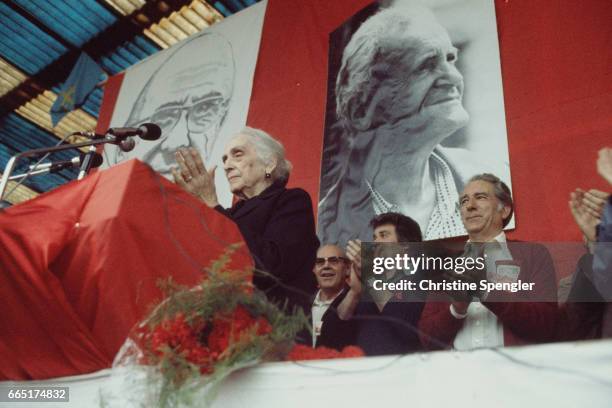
[311,244,356,349]
[108,31,234,178]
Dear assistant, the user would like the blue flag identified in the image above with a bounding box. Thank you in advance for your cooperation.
[50,53,105,127]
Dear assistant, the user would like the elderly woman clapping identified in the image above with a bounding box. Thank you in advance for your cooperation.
[172,127,319,315]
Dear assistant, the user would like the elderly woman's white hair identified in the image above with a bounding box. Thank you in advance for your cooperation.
[240,127,293,185]
[335,5,438,131]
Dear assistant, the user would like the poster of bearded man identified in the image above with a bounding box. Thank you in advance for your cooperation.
[102,2,266,207]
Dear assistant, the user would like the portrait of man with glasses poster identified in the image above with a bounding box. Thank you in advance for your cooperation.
[101,2,266,207]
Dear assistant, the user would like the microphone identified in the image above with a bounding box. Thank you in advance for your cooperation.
[28,153,103,173]
[76,123,162,141]
[119,138,136,152]
[108,123,162,140]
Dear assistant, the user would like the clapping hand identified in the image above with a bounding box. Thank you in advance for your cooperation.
[442,266,484,303]
[581,189,609,219]
[172,147,219,208]
[443,243,486,302]
[597,147,612,186]
[569,188,604,242]
[346,239,363,295]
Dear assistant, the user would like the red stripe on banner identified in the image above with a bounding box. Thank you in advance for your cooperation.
[247,0,373,217]
[96,73,125,134]
[495,0,612,241]
[249,0,612,241]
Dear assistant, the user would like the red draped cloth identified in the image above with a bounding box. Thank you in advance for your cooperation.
[0,160,250,380]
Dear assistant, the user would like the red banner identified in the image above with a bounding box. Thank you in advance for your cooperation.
[0,160,250,380]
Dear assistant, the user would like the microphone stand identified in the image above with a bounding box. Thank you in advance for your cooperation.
[78,145,99,181]
[8,166,63,181]
[0,134,126,201]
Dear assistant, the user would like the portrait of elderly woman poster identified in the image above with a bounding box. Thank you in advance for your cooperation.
[318,1,511,246]
[172,127,319,321]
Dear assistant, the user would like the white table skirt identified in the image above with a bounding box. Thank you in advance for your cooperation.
[2,340,611,408]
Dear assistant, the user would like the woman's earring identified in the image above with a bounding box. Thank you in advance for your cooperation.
[265,172,271,179]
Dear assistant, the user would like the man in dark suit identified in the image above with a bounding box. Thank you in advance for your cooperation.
[312,244,357,349]
[332,213,425,355]
[419,173,558,350]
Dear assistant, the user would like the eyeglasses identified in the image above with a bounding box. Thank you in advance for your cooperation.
[132,94,228,136]
[315,256,348,267]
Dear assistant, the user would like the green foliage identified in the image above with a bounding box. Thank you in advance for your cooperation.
[127,245,308,408]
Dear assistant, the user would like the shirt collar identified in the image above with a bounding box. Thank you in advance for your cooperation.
[313,289,342,306]
[493,231,507,243]
[468,230,506,243]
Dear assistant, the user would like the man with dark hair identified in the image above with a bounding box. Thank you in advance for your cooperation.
[465,173,514,227]
[370,212,423,243]
[323,212,425,355]
[418,173,557,350]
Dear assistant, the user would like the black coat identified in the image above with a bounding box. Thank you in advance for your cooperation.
[215,182,319,315]
[353,298,424,356]
[315,287,358,350]
[558,253,606,340]
[316,288,424,355]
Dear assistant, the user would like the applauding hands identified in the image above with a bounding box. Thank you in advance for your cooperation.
[172,147,219,208]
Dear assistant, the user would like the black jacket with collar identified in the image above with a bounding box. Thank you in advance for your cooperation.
[315,287,359,350]
[215,181,319,315]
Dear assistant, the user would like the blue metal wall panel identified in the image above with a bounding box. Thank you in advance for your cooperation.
[0,2,67,74]
[98,36,160,75]
[0,114,82,191]
[13,0,116,47]
[213,2,231,17]
[224,0,245,13]
[133,35,160,55]
[0,114,81,161]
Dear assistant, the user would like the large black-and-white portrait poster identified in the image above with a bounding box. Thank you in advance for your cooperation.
[318,0,512,246]
[101,1,266,207]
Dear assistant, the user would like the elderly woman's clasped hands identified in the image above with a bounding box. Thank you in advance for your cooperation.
[172,147,219,208]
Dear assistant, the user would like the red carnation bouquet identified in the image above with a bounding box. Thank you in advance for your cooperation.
[103,246,363,407]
